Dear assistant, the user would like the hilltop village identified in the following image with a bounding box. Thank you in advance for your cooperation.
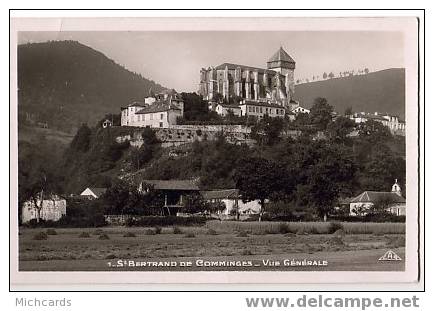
[119,47,405,139]
[19,46,406,226]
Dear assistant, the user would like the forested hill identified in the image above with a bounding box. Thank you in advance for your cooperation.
[294,68,405,118]
[18,40,166,133]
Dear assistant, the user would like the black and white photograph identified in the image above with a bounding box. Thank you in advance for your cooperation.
[9,15,422,285]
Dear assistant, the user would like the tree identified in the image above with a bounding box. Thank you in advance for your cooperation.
[181,193,210,214]
[212,92,224,103]
[250,115,284,146]
[18,139,63,222]
[328,72,335,79]
[233,157,292,221]
[370,196,395,215]
[359,144,405,193]
[364,68,370,74]
[102,180,164,216]
[309,97,334,131]
[141,127,160,145]
[357,119,392,143]
[286,141,357,221]
[323,72,328,79]
[69,123,92,153]
[344,106,353,116]
[326,116,356,144]
[180,92,210,121]
[130,128,161,170]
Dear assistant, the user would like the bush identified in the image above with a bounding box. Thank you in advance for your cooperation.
[236,231,248,237]
[154,226,162,234]
[326,236,345,246]
[145,229,156,235]
[333,229,345,236]
[328,222,344,234]
[173,227,183,234]
[79,232,91,238]
[123,232,136,237]
[184,232,196,238]
[93,229,104,235]
[126,216,207,227]
[46,228,57,235]
[386,235,405,248]
[296,228,306,235]
[329,215,405,223]
[33,232,48,240]
[105,254,116,259]
[206,229,218,235]
[98,233,110,240]
[278,223,291,234]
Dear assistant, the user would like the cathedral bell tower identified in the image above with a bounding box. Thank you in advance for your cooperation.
[267,47,296,101]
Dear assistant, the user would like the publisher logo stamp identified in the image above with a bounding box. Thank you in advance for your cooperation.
[378,250,402,261]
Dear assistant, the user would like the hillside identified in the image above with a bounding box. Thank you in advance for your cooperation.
[18,40,166,133]
[294,69,405,118]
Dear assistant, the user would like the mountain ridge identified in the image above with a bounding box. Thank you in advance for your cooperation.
[18,40,166,133]
[294,68,405,118]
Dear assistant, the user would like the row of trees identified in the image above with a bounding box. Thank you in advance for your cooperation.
[296,68,370,84]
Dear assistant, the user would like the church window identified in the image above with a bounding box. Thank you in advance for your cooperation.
[160,113,164,120]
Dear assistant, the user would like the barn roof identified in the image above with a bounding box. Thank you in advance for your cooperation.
[200,189,239,200]
[88,187,107,197]
[142,179,199,191]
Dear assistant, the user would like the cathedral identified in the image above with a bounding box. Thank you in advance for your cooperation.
[199,47,297,109]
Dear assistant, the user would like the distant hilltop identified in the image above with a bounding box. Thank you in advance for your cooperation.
[18,40,167,133]
[294,68,405,118]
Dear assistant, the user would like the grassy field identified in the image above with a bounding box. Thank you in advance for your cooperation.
[18,222,405,271]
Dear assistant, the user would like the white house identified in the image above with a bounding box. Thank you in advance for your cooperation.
[349,180,406,216]
[239,100,286,119]
[121,92,184,128]
[21,194,66,223]
[215,103,242,117]
[350,112,405,135]
[291,106,310,114]
[80,187,107,199]
[200,189,262,218]
[120,102,147,126]
[134,103,183,128]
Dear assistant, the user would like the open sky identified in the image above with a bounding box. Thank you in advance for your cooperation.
[18,31,404,92]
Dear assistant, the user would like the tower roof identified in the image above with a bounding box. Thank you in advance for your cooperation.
[267,47,295,64]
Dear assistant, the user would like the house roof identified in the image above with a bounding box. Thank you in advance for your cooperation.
[136,102,181,114]
[214,63,278,75]
[87,187,107,197]
[218,104,242,109]
[121,102,147,110]
[350,191,405,204]
[200,189,239,200]
[292,106,310,112]
[241,100,285,108]
[142,179,200,191]
[267,47,296,64]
